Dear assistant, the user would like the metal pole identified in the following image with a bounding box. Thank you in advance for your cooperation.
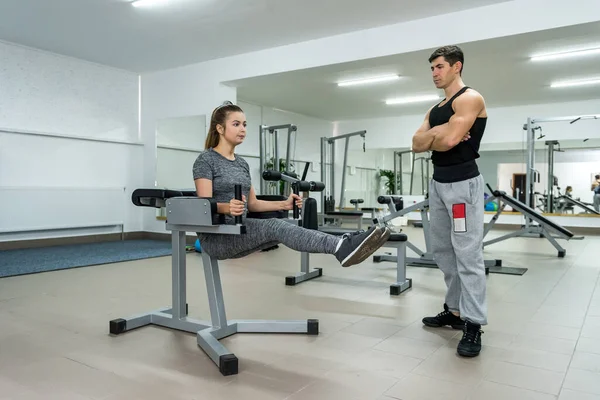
[329,130,366,141]
[320,137,326,215]
[409,153,416,195]
[284,126,296,195]
[393,152,398,195]
[285,126,294,173]
[273,129,279,173]
[425,158,431,188]
[259,125,265,194]
[339,137,350,209]
[421,158,427,196]
[546,140,557,213]
[262,123,296,131]
[331,140,336,209]
[526,118,535,210]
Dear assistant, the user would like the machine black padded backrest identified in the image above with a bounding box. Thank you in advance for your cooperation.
[131,188,217,216]
[350,199,364,204]
[302,198,318,230]
[132,189,184,208]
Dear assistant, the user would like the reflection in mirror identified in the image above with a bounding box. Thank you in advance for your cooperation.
[155,115,206,216]
[477,141,600,217]
[341,148,433,210]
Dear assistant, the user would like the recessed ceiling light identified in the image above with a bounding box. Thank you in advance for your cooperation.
[550,78,600,88]
[530,47,600,62]
[132,0,170,8]
[385,94,441,105]
[337,75,400,87]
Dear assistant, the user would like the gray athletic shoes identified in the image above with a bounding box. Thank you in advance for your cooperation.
[335,226,391,267]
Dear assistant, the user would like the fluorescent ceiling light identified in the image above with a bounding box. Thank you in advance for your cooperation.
[385,94,441,105]
[132,0,170,8]
[337,75,400,87]
[531,47,600,62]
[550,78,600,88]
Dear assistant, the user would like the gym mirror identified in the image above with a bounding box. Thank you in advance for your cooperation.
[155,114,207,217]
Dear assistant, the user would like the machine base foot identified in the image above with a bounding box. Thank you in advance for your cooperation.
[109,318,126,334]
[307,319,319,335]
[390,279,412,295]
[219,354,238,376]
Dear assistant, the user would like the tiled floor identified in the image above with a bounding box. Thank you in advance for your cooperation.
[1,226,599,399]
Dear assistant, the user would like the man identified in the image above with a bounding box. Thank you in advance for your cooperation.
[412,45,488,358]
[592,174,600,212]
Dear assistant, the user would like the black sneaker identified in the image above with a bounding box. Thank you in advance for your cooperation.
[422,304,465,329]
[457,320,483,357]
[335,226,390,267]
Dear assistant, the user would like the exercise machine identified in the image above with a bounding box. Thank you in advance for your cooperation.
[372,195,522,275]
[263,169,411,294]
[393,150,411,195]
[392,150,432,196]
[410,153,432,196]
[541,140,599,215]
[109,186,318,376]
[259,123,297,195]
[320,130,368,234]
[483,183,581,257]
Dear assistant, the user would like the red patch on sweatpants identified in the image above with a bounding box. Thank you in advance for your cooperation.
[452,203,467,232]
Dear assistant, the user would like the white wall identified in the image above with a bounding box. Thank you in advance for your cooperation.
[0,41,142,243]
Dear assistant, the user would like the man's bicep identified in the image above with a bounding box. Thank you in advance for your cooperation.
[446,94,484,139]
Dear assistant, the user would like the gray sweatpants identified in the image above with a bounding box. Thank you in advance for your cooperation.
[594,194,600,212]
[429,174,488,326]
[198,218,340,260]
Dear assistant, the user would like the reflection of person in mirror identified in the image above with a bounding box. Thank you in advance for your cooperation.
[565,186,573,197]
[592,175,600,212]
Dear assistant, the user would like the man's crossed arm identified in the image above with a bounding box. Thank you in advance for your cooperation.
[412,91,485,153]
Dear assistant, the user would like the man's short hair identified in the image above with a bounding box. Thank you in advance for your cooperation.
[429,45,464,74]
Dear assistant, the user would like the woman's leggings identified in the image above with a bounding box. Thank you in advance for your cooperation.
[197,218,340,260]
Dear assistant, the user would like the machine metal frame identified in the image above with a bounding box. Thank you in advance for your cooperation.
[320,130,366,213]
[259,123,297,195]
[109,188,317,376]
[372,195,518,275]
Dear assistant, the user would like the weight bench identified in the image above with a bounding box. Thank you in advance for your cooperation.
[380,232,412,295]
[109,186,319,376]
[350,198,364,210]
[484,184,580,258]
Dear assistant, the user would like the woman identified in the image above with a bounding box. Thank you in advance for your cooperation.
[192,101,390,267]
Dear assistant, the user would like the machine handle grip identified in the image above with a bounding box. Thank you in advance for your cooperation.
[293,186,300,219]
[234,184,243,224]
[262,170,282,181]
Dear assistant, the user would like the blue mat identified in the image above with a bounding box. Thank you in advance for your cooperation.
[0,240,173,278]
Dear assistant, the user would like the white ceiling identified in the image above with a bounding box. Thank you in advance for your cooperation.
[0,0,510,73]
[232,21,600,121]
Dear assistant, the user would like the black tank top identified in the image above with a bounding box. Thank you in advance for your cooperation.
[429,86,487,183]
